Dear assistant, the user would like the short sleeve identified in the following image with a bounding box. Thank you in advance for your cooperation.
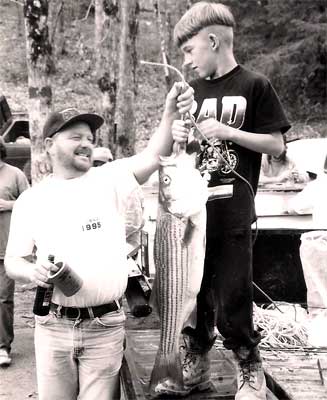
[253,77,291,134]
[16,169,30,196]
[5,189,35,257]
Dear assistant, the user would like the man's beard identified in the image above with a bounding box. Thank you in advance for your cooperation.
[57,149,92,174]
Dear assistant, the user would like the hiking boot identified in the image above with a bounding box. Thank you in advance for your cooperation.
[180,336,211,392]
[150,341,211,398]
[234,346,267,400]
[0,349,11,367]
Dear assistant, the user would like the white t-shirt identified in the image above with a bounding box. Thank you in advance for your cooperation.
[6,159,139,307]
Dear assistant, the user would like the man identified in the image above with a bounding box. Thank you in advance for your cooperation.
[4,82,193,399]
[170,2,290,399]
[0,136,29,367]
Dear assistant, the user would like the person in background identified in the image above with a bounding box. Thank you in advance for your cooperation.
[0,136,29,367]
[287,154,327,226]
[4,82,193,400]
[92,146,113,167]
[170,3,290,399]
[287,154,327,346]
[259,136,309,185]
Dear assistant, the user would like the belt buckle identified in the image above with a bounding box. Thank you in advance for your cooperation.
[67,307,81,319]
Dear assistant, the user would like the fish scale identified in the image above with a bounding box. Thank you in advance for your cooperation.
[154,210,189,357]
[149,150,208,397]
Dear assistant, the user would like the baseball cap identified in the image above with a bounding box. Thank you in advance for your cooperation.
[93,147,113,163]
[43,108,104,139]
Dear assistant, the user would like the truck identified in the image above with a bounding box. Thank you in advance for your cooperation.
[0,94,31,180]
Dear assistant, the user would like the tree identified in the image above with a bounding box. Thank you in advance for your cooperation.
[24,0,53,183]
[115,0,139,158]
[94,0,120,151]
[153,0,172,91]
[15,0,24,38]
[95,0,139,158]
[49,0,66,60]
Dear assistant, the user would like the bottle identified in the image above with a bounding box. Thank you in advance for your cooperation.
[32,254,55,316]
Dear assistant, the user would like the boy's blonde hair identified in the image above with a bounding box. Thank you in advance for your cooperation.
[174,2,235,47]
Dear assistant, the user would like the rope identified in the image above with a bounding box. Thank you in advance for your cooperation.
[253,302,309,349]
[213,302,314,352]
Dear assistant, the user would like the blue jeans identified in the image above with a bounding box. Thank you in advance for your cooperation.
[34,308,126,400]
[0,259,15,353]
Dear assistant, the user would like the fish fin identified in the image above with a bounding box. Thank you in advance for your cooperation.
[182,218,195,245]
[149,351,183,389]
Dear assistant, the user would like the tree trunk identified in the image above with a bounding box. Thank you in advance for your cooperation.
[153,0,172,91]
[24,0,53,184]
[56,3,66,56]
[49,0,65,59]
[16,1,24,38]
[94,0,120,151]
[115,0,139,159]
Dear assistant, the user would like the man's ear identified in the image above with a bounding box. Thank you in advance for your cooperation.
[208,33,219,51]
[44,137,54,153]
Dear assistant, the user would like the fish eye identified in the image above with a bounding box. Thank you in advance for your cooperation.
[162,175,171,185]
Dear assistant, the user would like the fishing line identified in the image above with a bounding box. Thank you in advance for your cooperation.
[141,59,259,237]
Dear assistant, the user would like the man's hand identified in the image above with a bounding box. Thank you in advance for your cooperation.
[165,82,194,116]
[30,260,60,288]
[0,198,14,212]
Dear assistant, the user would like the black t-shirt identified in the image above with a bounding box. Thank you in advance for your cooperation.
[190,65,291,233]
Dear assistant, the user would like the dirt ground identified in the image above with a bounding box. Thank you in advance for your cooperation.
[0,284,37,399]
[0,282,159,400]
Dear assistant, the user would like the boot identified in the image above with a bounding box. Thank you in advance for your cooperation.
[234,346,267,400]
[180,335,211,392]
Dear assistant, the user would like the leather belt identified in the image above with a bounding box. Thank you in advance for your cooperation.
[50,300,121,319]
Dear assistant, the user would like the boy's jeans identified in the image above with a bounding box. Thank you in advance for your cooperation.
[0,259,14,353]
[34,308,126,400]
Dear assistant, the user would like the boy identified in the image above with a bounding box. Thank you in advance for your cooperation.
[171,3,290,399]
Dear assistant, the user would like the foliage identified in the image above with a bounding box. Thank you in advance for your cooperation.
[226,0,326,123]
[0,0,326,150]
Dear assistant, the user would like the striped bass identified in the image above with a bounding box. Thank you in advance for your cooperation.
[149,148,208,397]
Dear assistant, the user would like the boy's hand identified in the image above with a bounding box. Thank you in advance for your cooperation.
[165,82,194,116]
[197,118,232,141]
[172,119,191,143]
